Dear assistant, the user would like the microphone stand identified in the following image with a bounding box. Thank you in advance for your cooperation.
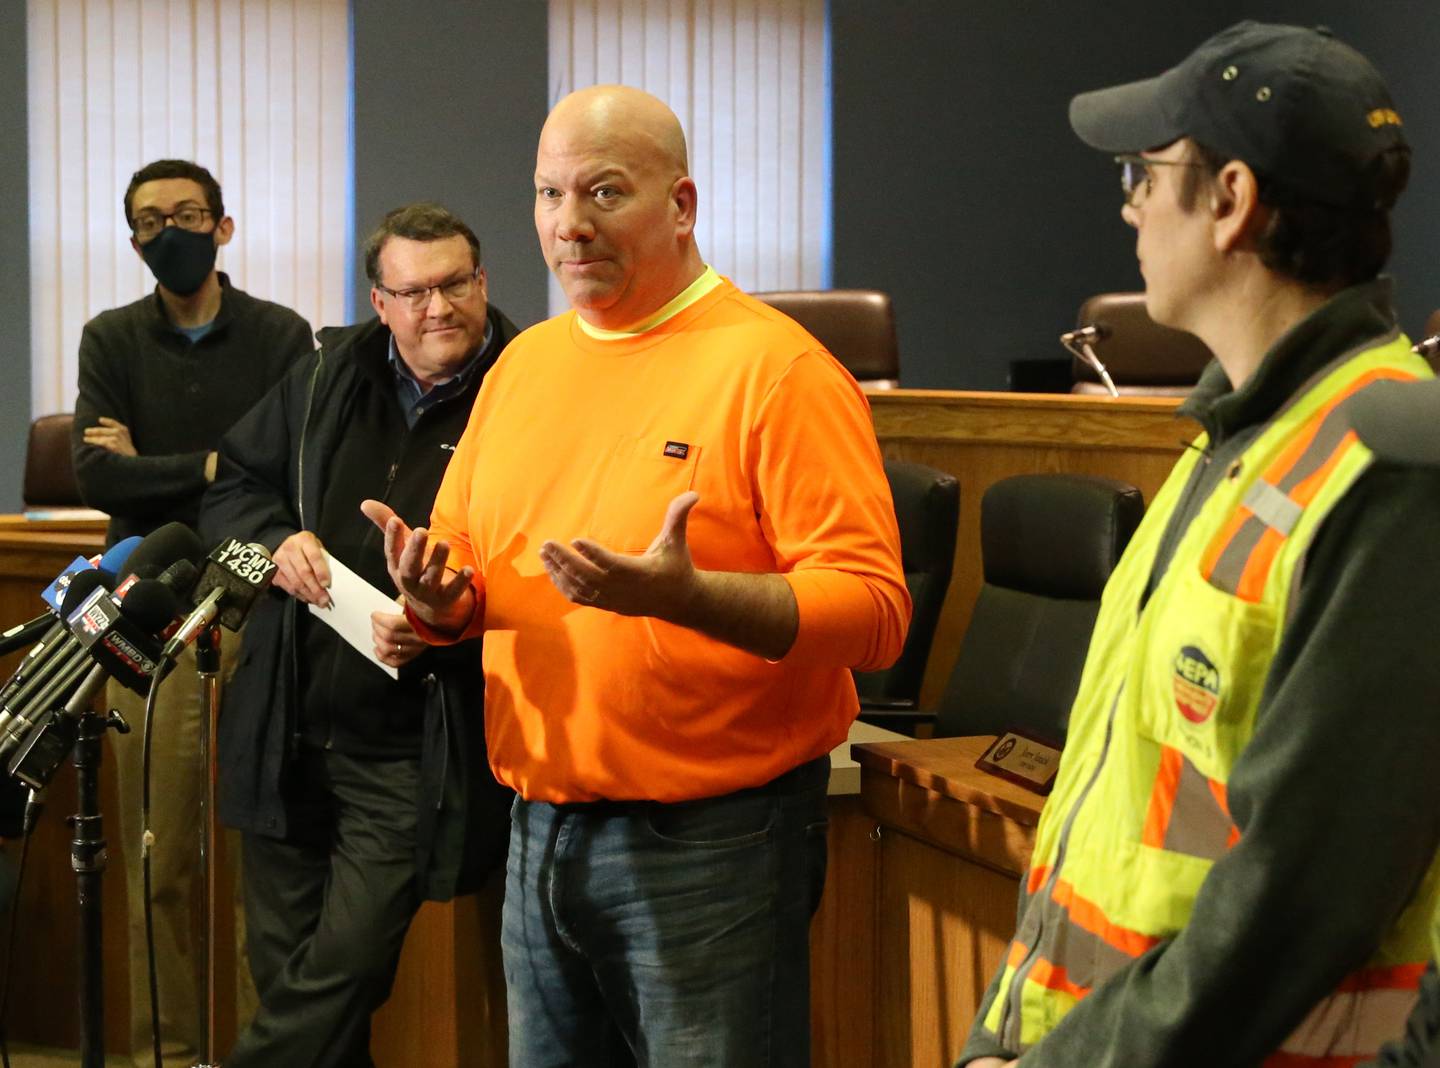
[65,694,130,1068]
[194,626,221,1068]
[5,661,130,1068]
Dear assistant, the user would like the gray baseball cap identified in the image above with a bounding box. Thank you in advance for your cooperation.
[1069,21,1407,208]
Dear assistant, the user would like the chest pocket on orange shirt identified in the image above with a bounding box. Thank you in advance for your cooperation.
[588,435,701,552]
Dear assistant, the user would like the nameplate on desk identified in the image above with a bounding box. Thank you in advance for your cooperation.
[975,730,1061,795]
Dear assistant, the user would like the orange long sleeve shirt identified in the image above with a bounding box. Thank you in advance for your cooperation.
[422,279,910,802]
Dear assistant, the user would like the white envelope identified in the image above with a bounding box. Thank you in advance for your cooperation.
[307,552,401,679]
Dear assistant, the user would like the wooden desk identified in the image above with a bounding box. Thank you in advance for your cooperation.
[869,389,1195,705]
[853,735,1045,1068]
[376,719,912,1068]
[0,518,132,1051]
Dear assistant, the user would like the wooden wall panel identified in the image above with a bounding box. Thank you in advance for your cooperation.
[809,795,879,1068]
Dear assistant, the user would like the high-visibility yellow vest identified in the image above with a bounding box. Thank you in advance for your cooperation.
[980,336,1439,1066]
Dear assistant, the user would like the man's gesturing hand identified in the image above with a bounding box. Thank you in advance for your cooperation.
[539,492,700,620]
[273,531,332,607]
[360,499,475,636]
[539,491,798,659]
[372,599,425,669]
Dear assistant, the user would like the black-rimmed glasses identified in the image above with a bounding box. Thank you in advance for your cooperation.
[130,204,216,241]
[375,269,483,311]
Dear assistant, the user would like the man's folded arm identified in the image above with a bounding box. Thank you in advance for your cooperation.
[72,327,212,516]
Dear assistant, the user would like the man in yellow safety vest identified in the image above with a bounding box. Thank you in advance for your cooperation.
[962,21,1440,1068]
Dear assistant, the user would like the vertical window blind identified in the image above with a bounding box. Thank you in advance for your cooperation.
[547,0,830,314]
[27,0,350,416]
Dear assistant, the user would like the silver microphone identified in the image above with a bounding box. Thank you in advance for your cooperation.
[1060,323,1120,398]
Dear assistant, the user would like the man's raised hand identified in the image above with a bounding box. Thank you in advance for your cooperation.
[538,491,699,619]
[360,499,476,636]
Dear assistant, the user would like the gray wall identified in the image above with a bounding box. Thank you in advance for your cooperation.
[1,4,30,512]
[351,1,550,329]
[831,2,1440,389]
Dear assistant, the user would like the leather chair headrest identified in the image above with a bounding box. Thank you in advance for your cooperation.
[753,289,899,383]
[23,412,83,508]
[981,474,1144,599]
[1072,292,1214,387]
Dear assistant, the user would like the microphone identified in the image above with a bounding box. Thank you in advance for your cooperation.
[66,558,199,698]
[37,535,143,615]
[0,571,115,738]
[0,572,116,760]
[0,535,144,660]
[0,524,204,767]
[111,523,204,593]
[67,583,168,696]
[4,561,199,784]
[1059,322,1120,398]
[0,614,60,657]
[1059,324,1110,347]
[161,540,277,661]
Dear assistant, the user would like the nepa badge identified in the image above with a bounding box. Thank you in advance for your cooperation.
[1173,645,1220,724]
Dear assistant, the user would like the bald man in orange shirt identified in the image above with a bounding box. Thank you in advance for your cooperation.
[365,85,909,1067]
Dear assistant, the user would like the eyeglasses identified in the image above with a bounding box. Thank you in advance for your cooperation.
[375,269,483,311]
[130,204,216,241]
[1114,154,1206,207]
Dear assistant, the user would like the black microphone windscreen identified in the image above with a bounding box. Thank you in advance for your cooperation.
[159,559,200,597]
[61,570,113,617]
[191,540,278,631]
[122,522,204,581]
[118,580,182,634]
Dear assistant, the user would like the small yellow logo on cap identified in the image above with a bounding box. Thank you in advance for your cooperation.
[1367,108,1403,129]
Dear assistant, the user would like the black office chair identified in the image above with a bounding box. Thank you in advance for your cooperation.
[934,474,1143,741]
[863,474,1142,742]
[752,289,900,388]
[854,460,959,710]
[24,412,84,508]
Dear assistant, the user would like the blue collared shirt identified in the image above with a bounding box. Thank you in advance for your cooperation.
[386,318,493,428]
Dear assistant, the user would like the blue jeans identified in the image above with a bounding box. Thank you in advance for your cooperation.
[502,756,831,1067]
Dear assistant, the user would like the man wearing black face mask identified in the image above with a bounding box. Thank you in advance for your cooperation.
[71,158,313,1067]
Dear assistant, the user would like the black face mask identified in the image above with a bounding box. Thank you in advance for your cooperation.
[140,227,218,296]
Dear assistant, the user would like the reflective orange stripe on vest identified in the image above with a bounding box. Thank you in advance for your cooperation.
[1202,367,1420,601]
[1028,957,1092,1000]
[1264,962,1426,1067]
[1050,876,1162,958]
[1141,745,1240,859]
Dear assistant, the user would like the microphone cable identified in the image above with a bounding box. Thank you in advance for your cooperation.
[140,665,165,1068]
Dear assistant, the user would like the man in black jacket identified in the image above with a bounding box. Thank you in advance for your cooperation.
[71,158,313,1067]
[201,202,518,1067]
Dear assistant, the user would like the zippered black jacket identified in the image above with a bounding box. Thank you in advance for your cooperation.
[200,307,519,900]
